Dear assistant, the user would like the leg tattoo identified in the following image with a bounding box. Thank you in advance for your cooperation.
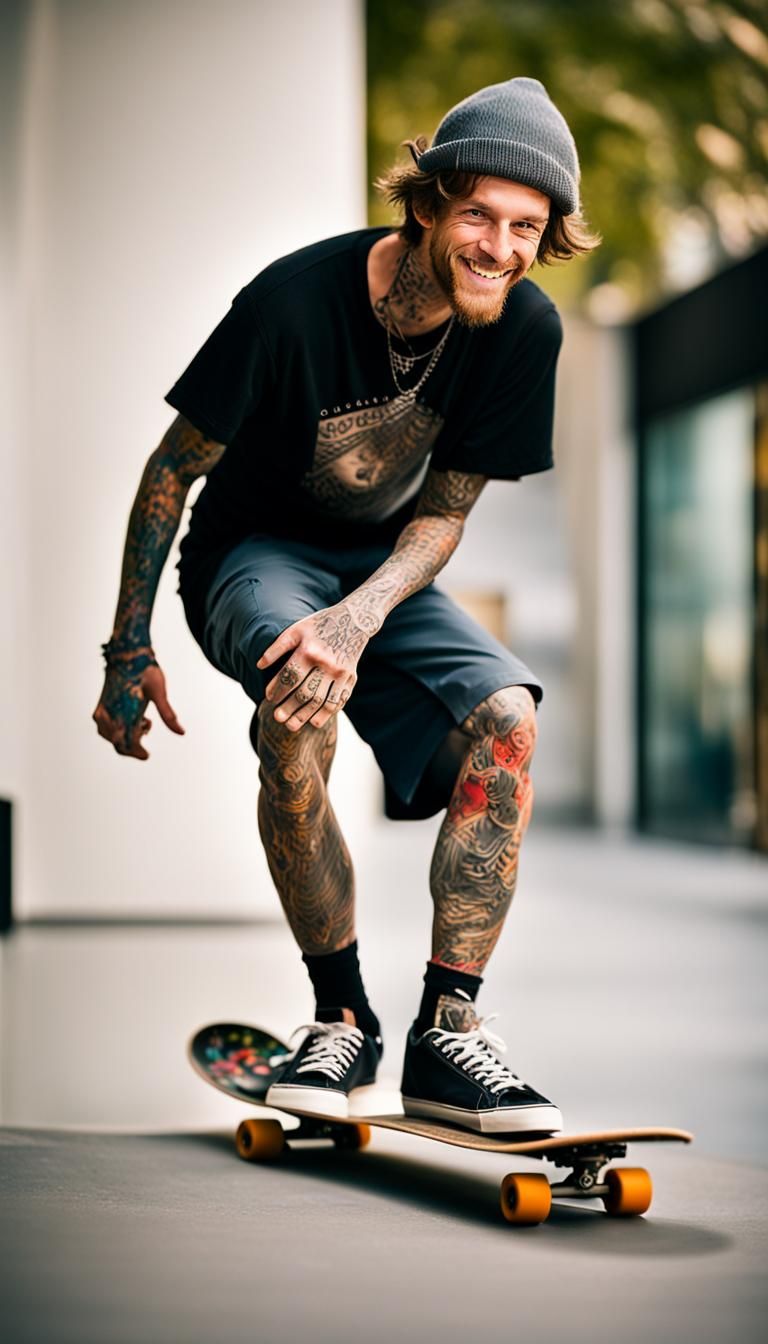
[256,701,355,956]
[429,686,537,974]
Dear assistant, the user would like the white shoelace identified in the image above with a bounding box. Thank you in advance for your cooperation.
[427,1015,526,1094]
[276,1022,364,1083]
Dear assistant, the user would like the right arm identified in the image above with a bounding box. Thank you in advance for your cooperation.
[92,414,225,760]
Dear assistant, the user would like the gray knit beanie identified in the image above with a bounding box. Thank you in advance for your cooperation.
[417,77,580,215]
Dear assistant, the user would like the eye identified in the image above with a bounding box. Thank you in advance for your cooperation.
[464,208,486,218]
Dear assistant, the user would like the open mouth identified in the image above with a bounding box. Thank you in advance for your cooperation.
[460,257,515,282]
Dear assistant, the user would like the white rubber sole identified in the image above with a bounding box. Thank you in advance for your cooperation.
[347,1082,403,1118]
[265,1082,381,1119]
[402,1096,564,1135]
[266,1084,349,1117]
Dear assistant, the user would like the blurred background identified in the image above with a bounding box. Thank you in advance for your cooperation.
[0,0,767,1156]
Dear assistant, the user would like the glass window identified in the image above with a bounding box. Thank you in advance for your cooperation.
[641,388,756,843]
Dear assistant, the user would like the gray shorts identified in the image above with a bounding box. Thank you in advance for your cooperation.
[189,534,543,820]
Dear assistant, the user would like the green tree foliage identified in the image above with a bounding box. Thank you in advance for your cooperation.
[367,0,768,312]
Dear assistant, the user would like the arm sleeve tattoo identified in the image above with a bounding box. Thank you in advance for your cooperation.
[339,468,487,638]
[108,415,225,650]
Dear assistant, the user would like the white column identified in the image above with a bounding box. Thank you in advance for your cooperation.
[12,0,372,918]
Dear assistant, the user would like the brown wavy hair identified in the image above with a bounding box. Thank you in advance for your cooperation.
[374,136,602,266]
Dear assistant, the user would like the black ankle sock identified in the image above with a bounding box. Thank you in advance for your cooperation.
[415,960,483,1035]
[302,941,382,1043]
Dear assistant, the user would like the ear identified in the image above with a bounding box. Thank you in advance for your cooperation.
[412,202,434,232]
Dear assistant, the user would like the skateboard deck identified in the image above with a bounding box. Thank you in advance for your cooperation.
[189,1021,693,1225]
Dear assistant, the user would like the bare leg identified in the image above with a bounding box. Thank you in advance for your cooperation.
[404,691,560,1132]
[429,686,537,973]
[256,700,355,956]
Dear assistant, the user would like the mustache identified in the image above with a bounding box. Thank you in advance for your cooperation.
[458,255,518,273]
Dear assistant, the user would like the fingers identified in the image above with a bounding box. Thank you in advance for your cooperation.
[148,685,185,735]
[93,667,183,762]
[272,665,331,730]
[93,709,153,760]
[123,716,153,758]
[265,657,306,705]
[306,681,353,730]
[273,674,355,733]
[258,615,357,731]
[114,738,150,761]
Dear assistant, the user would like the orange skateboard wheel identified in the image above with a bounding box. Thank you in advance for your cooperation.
[335,1123,372,1150]
[602,1167,653,1216]
[500,1172,552,1225]
[235,1118,285,1162]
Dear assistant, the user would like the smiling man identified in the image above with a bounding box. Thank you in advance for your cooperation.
[94,77,599,1134]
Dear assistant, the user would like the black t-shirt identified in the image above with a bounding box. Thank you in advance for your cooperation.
[165,227,563,642]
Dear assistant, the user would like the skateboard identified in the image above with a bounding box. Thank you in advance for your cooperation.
[189,1021,693,1226]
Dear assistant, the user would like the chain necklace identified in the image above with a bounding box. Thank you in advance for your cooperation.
[382,247,455,400]
[386,316,454,400]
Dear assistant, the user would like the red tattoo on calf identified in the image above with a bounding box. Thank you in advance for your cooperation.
[429,693,538,974]
[492,721,534,772]
[448,774,489,823]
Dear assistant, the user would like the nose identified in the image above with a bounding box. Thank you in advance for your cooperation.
[477,227,516,269]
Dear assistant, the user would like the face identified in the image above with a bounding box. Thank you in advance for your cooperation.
[417,177,550,328]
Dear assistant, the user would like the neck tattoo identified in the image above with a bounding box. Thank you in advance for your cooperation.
[374,244,455,400]
[374,245,447,340]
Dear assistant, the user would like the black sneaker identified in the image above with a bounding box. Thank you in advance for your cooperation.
[266,1016,382,1119]
[401,998,562,1136]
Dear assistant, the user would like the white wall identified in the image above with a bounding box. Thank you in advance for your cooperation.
[9,0,372,919]
[0,3,27,819]
[0,0,29,1112]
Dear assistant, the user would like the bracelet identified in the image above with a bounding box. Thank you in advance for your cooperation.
[101,639,158,669]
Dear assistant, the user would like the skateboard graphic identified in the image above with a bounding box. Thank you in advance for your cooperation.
[189,1022,693,1226]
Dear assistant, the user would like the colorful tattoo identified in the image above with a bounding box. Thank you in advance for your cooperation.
[96,415,224,747]
[430,687,537,974]
[108,414,224,651]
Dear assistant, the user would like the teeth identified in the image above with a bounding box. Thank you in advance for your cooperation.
[465,258,509,279]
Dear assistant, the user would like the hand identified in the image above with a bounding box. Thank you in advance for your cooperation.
[92,662,185,761]
[257,603,371,732]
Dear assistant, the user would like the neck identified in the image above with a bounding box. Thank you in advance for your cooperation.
[374,236,453,339]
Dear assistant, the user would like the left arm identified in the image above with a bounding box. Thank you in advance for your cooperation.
[341,467,488,635]
[258,469,487,730]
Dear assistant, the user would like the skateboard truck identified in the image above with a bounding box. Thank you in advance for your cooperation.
[546,1141,628,1200]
